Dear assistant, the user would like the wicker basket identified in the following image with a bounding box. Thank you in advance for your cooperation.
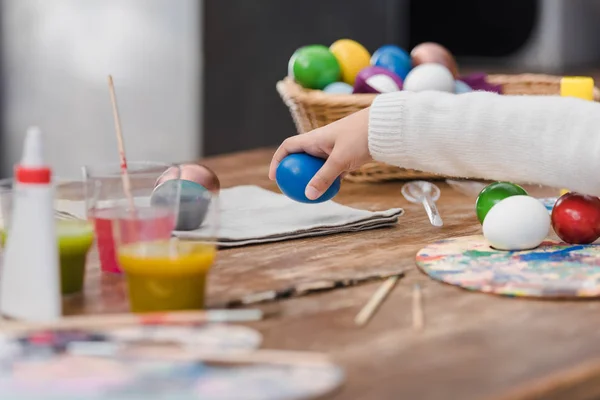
[276,74,600,183]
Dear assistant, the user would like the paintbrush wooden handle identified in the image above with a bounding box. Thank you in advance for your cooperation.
[223,270,406,307]
[68,341,335,368]
[107,75,135,212]
[0,309,263,333]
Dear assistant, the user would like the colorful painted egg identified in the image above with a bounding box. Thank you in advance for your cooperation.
[476,181,528,224]
[288,45,341,90]
[353,66,403,94]
[551,192,600,244]
[371,44,412,80]
[151,179,211,231]
[156,164,220,193]
[329,39,371,85]
[276,153,340,203]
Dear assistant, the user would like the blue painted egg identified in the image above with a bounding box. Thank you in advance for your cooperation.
[371,45,412,80]
[454,80,473,94]
[151,179,211,231]
[323,82,354,94]
[276,153,341,203]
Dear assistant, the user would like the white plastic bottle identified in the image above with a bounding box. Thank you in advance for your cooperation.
[0,126,61,321]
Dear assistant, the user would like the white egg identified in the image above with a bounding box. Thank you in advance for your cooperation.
[403,63,455,93]
[482,195,550,251]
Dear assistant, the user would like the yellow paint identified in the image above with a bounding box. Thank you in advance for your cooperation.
[118,240,216,312]
[559,76,595,195]
[330,39,371,85]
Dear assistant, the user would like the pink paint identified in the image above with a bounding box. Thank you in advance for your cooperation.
[90,208,121,273]
[90,207,175,274]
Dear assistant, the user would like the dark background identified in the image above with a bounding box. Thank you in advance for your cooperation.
[202,0,538,156]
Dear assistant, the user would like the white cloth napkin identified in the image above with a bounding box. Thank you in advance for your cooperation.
[53,185,403,248]
[175,185,403,247]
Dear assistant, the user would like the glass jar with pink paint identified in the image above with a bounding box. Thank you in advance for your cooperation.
[82,162,181,273]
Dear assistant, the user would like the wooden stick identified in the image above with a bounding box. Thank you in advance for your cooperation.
[107,75,135,212]
[0,309,263,333]
[412,284,424,330]
[354,275,401,327]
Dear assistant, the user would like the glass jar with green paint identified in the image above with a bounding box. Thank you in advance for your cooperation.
[0,178,95,296]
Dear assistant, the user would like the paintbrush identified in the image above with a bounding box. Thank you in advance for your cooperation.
[67,344,335,368]
[0,308,264,333]
[219,270,406,308]
[107,75,136,213]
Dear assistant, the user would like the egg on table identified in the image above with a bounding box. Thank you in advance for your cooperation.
[152,164,220,231]
[482,195,550,251]
[156,163,220,193]
[475,181,528,224]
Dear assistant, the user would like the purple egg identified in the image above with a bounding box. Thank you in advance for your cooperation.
[353,66,403,94]
[458,72,503,94]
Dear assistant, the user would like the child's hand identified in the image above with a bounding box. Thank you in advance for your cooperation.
[269,108,371,201]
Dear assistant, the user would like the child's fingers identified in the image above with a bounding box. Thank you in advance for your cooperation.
[305,154,345,200]
[269,131,330,180]
[269,136,306,180]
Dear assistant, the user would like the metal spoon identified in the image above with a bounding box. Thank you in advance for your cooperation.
[401,181,443,227]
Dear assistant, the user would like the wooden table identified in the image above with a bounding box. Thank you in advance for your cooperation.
[69,148,600,400]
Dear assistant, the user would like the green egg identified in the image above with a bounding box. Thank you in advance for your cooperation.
[288,45,341,90]
[476,181,528,224]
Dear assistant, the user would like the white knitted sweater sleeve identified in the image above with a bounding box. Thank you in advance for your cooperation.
[368,90,600,196]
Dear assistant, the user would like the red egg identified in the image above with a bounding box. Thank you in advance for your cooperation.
[551,192,600,244]
[410,42,459,78]
[156,163,220,193]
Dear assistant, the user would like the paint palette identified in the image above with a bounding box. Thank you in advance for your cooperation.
[0,325,344,400]
[98,324,262,352]
[416,235,600,298]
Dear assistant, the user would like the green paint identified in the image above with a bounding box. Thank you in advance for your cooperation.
[464,250,496,258]
[1,220,95,295]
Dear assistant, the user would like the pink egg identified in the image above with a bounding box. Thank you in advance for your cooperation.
[156,163,220,193]
[410,42,459,78]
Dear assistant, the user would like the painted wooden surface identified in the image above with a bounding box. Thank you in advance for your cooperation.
[66,148,600,400]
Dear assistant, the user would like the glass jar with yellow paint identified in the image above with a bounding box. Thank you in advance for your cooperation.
[112,188,219,313]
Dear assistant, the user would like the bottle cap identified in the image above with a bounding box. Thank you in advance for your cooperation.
[15,126,51,184]
[560,76,594,101]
